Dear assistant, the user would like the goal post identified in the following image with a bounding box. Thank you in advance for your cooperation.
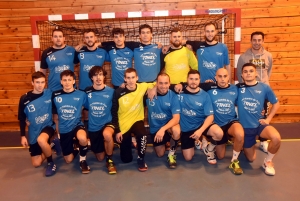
[30,8,241,83]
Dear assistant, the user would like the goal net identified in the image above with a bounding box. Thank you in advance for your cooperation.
[31,9,241,84]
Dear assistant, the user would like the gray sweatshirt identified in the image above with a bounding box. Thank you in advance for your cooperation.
[236,47,273,85]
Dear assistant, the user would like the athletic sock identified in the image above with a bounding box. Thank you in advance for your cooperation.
[266,152,275,162]
[231,150,240,162]
[106,154,113,162]
[137,135,147,159]
[79,145,88,162]
[46,155,53,163]
[168,138,179,156]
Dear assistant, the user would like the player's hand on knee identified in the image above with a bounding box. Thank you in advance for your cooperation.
[116,132,123,143]
[190,130,202,140]
[154,129,165,143]
[21,136,28,148]
[259,119,269,125]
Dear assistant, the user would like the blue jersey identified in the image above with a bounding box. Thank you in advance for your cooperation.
[134,44,161,82]
[201,83,238,126]
[146,90,181,134]
[236,82,278,128]
[18,89,54,144]
[41,46,76,91]
[177,88,214,132]
[84,86,114,132]
[105,46,134,86]
[52,89,86,133]
[187,41,229,82]
[74,47,109,90]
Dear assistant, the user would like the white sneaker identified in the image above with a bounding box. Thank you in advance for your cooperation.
[195,140,202,150]
[262,159,275,176]
[204,147,217,165]
[260,141,269,153]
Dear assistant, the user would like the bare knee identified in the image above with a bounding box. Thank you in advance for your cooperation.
[32,161,42,168]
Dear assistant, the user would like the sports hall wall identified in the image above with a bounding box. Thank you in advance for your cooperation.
[0,0,299,131]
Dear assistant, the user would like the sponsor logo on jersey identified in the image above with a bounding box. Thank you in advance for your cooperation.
[182,108,196,116]
[255,90,262,94]
[35,113,49,124]
[83,65,95,72]
[140,52,157,66]
[24,100,30,105]
[216,52,223,56]
[47,51,53,56]
[54,92,61,96]
[124,52,130,55]
[66,53,73,56]
[103,95,110,98]
[151,112,167,119]
[44,99,51,104]
[96,55,103,59]
[241,97,260,114]
[114,57,130,70]
[195,101,202,106]
[129,103,141,112]
[55,65,70,73]
[203,60,217,69]
[173,63,187,70]
[164,102,171,106]
[73,98,80,101]
[60,105,77,120]
[229,92,236,95]
[90,102,107,117]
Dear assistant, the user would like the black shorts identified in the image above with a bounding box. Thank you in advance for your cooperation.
[29,126,54,156]
[60,125,85,156]
[181,124,215,150]
[150,131,171,147]
[217,120,240,145]
[89,124,115,154]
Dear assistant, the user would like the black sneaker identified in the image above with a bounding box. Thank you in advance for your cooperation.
[137,158,148,172]
[80,160,90,174]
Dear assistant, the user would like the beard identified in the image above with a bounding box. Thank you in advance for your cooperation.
[86,41,95,48]
[171,41,181,48]
[205,35,216,43]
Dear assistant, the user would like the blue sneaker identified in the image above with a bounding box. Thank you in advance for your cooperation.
[52,138,61,156]
[45,162,56,177]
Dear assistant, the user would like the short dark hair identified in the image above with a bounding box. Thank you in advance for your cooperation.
[124,68,137,77]
[139,24,152,34]
[157,72,170,82]
[170,27,181,34]
[242,63,256,71]
[89,66,107,80]
[187,69,200,77]
[251,31,264,40]
[83,29,96,35]
[112,28,125,36]
[32,71,46,82]
[204,22,217,30]
[52,29,64,37]
[60,70,75,80]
